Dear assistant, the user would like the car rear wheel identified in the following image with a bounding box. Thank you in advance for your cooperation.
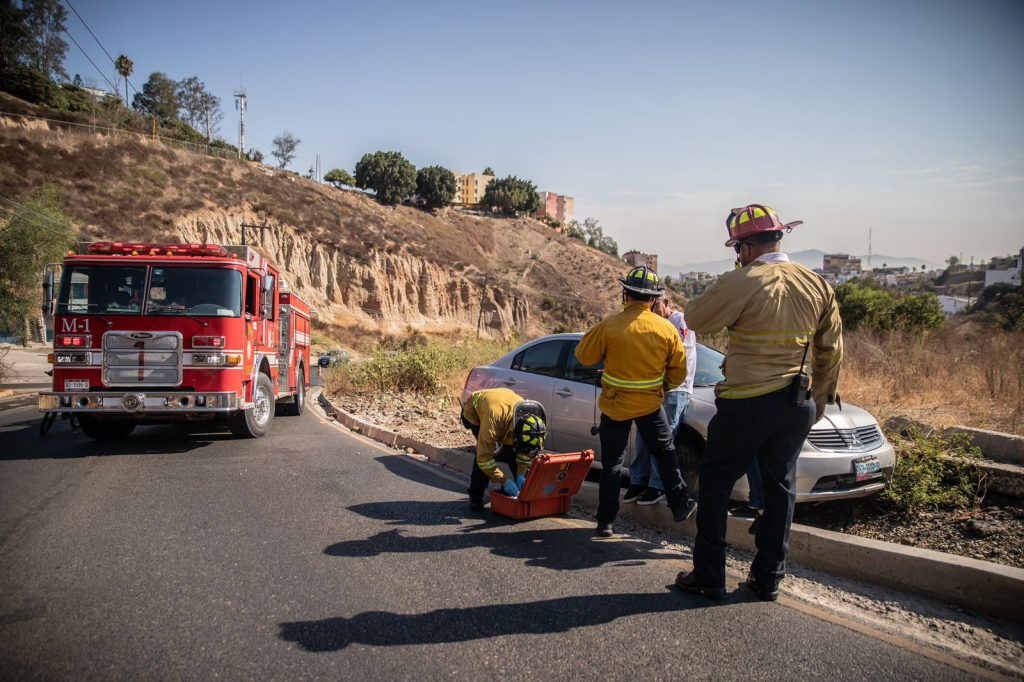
[230,373,274,438]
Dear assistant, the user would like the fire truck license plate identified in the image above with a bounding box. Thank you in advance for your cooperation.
[853,455,882,482]
[64,380,89,391]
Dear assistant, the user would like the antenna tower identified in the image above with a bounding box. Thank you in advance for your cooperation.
[233,89,247,160]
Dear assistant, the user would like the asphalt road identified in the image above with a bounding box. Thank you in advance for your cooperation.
[0,400,978,680]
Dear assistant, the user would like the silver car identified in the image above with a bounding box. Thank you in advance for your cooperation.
[462,333,895,502]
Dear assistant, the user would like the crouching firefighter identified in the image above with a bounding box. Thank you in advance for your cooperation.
[461,388,547,511]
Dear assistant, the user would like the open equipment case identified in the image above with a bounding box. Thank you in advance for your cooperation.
[489,450,594,520]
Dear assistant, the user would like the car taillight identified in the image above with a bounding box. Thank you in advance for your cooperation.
[192,336,225,348]
[56,334,92,347]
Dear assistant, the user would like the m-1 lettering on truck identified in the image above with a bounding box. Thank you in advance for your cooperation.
[38,242,312,441]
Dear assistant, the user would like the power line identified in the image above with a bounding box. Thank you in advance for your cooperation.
[0,192,73,230]
[0,204,73,239]
[63,0,139,99]
[61,28,124,103]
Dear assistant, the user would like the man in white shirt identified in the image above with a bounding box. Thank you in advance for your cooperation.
[623,296,697,505]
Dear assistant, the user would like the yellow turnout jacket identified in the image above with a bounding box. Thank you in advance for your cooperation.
[685,256,843,408]
[461,388,532,483]
[574,301,687,421]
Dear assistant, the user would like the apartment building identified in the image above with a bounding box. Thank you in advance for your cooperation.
[536,191,575,222]
[622,250,658,274]
[452,172,494,206]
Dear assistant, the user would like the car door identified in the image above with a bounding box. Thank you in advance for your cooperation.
[550,340,604,456]
[499,339,565,442]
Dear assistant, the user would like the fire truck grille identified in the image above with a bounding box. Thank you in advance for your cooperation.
[102,332,183,387]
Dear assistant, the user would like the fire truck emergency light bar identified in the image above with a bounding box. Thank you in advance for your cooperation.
[83,242,230,257]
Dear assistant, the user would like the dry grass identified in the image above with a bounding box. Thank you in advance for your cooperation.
[840,322,1024,435]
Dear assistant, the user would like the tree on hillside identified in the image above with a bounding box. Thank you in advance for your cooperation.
[114,54,132,105]
[0,185,75,338]
[132,72,179,122]
[1,0,68,80]
[271,132,300,169]
[482,167,495,176]
[416,165,457,209]
[576,217,618,257]
[177,76,222,142]
[354,151,417,206]
[323,168,356,188]
[481,175,541,214]
[247,147,264,163]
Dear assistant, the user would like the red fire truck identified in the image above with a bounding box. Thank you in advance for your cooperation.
[38,242,312,440]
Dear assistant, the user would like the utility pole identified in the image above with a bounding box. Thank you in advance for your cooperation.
[240,222,271,246]
[476,276,489,338]
[234,89,247,160]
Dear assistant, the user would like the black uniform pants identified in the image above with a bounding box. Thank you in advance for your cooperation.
[691,389,816,589]
[467,445,517,501]
[596,407,687,525]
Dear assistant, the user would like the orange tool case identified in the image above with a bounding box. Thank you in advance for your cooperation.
[490,450,594,520]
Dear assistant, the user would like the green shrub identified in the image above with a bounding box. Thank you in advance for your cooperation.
[336,337,516,396]
[882,430,984,513]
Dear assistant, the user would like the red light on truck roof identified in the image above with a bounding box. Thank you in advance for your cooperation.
[87,242,228,257]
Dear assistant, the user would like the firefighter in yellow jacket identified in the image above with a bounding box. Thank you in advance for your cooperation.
[575,266,697,537]
[461,388,547,511]
[676,204,843,601]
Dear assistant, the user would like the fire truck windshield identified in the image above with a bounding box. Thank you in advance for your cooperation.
[56,265,242,317]
[146,267,242,317]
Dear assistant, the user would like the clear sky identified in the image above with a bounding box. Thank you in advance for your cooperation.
[61,0,1024,267]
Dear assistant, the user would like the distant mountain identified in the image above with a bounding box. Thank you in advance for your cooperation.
[660,250,937,277]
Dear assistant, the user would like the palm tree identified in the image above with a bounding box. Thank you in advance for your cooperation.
[114,55,133,105]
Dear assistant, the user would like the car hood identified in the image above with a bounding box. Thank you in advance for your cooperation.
[814,402,878,431]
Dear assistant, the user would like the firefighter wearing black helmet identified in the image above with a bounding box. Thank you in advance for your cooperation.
[575,266,697,537]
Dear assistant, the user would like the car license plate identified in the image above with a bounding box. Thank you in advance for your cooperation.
[64,380,89,391]
[853,455,882,481]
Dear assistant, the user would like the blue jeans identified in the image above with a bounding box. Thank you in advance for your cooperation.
[629,391,689,491]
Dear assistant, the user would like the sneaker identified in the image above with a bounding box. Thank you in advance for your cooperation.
[595,522,614,537]
[622,484,646,503]
[469,497,486,511]
[671,496,697,522]
[675,571,725,600]
[745,571,779,601]
[636,488,666,506]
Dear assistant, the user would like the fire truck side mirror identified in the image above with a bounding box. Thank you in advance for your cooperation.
[41,269,55,317]
[261,274,275,320]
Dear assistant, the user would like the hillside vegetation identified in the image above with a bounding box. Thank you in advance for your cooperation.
[0,92,626,339]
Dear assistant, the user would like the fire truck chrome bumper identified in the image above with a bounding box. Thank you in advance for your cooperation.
[39,392,239,413]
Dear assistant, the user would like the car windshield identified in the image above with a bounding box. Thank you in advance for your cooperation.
[57,265,148,315]
[694,343,726,386]
[146,267,242,317]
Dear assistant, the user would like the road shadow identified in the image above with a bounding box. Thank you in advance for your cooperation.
[372,454,466,496]
[0,418,224,460]
[279,591,725,652]
[325,518,690,571]
[347,499,478,527]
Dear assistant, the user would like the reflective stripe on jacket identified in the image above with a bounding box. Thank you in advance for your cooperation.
[685,258,842,406]
[461,387,527,483]
[574,302,686,421]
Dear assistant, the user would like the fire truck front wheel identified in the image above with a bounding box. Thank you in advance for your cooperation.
[79,415,136,441]
[230,373,275,438]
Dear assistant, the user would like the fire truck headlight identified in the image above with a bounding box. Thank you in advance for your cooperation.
[192,353,225,366]
[55,351,90,365]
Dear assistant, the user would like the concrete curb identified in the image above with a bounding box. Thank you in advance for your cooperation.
[318,394,1024,625]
